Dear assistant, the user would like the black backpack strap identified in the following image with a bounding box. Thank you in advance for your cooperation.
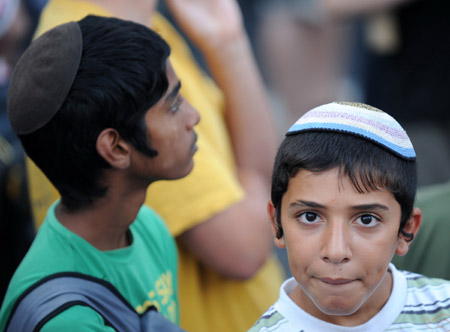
[5,272,185,332]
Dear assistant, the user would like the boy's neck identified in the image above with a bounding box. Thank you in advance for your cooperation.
[55,182,148,251]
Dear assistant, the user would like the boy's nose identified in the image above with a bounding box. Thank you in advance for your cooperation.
[186,101,200,130]
[320,221,352,264]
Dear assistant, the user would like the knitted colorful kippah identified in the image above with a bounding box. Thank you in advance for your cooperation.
[287,102,416,160]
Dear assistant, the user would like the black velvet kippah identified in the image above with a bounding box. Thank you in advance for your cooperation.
[7,21,82,135]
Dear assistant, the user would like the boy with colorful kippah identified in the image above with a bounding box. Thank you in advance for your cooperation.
[249,102,450,331]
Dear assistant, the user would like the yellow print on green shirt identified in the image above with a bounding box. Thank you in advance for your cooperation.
[135,270,176,322]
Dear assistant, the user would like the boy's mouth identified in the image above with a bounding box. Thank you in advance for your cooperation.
[318,277,355,285]
[190,132,198,154]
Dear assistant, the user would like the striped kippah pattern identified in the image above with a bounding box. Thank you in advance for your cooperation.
[287,102,416,160]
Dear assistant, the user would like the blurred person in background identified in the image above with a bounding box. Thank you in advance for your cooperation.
[392,180,450,279]
[0,0,47,304]
[256,0,359,130]
[363,0,450,186]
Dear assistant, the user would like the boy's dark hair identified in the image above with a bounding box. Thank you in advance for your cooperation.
[16,15,171,210]
[271,131,417,241]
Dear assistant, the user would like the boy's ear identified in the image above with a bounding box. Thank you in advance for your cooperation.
[395,207,422,256]
[96,128,131,170]
[268,200,285,249]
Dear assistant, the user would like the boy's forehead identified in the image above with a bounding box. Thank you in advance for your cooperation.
[152,60,179,107]
[165,60,178,87]
[284,168,398,209]
[286,102,416,161]
[287,167,389,197]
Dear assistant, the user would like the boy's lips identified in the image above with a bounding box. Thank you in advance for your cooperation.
[190,132,198,154]
[317,277,356,285]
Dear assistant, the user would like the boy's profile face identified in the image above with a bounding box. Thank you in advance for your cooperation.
[132,61,200,181]
[269,167,420,326]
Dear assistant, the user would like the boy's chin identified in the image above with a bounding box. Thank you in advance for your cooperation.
[310,296,367,323]
[168,160,195,181]
[317,302,361,317]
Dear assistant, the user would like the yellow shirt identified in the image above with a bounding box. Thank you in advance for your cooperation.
[28,1,284,331]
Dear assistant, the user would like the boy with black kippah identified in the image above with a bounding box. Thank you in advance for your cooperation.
[249,102,450,331]
[0,15,199,331]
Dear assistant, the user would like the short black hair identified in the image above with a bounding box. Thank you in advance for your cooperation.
[19,15,171,210]
[271,131,417,240]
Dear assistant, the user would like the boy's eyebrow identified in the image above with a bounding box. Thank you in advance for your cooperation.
[289,201,390,211]
[290,200,325,209]
[351,203,390,211]
[165,81,181,103]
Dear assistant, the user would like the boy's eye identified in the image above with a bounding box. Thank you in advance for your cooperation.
[169,96,182,113]
[355,214,380,227]
[297,212,321,224]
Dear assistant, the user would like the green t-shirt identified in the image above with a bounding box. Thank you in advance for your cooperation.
[0,202,178,331]
[392,181,450,279]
